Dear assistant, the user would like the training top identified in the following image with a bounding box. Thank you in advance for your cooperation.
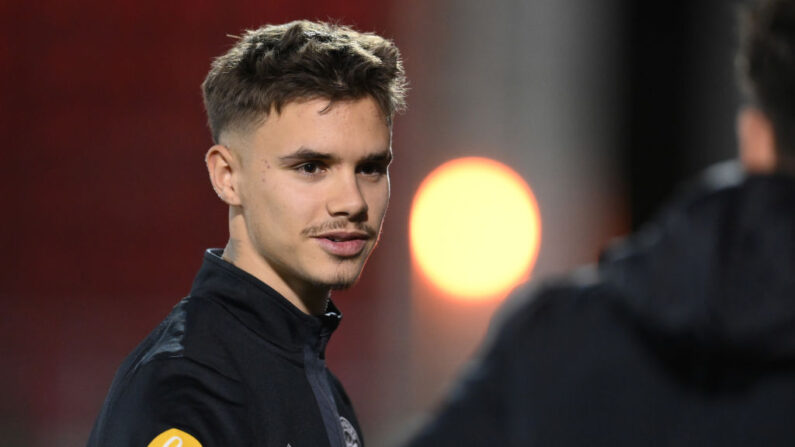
[87,249,363,447]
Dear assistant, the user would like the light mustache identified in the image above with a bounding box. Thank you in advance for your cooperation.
[301,220,377,238]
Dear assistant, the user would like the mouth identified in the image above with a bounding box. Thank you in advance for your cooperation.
[313,231,371,257]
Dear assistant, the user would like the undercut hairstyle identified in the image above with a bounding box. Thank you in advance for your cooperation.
[202,20,408,144]
[737,0,795,157]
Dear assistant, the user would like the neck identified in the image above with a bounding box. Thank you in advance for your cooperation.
[222,238,331,316]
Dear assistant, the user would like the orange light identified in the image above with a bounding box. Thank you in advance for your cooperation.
[409,157,541,300]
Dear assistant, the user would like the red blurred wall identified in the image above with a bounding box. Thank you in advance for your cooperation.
[0,1,397,444]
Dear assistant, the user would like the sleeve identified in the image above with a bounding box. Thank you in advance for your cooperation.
[87,357,252,447]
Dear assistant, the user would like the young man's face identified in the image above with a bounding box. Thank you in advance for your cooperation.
[232,96,391,299]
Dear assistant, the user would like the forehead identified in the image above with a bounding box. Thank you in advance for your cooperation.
[247,96,391,157]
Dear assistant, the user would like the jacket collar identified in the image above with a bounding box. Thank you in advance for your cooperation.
[189,249,342,356]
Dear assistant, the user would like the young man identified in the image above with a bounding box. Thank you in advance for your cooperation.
[406,0,795,445]
[88,21,406,447]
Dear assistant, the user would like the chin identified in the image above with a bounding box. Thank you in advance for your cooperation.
[329,271,363,290]
[315,267,364,291]
[311,257,366,289]
[329,281,356,291]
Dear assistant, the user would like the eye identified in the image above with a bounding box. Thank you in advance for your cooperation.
[358,162,387,177]
[296,162,325,175]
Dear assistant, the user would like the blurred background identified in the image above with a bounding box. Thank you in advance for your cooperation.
[0,0,741,445]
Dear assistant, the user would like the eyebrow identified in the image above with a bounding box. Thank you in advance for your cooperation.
[278,148,339,165]
[278,147,392,165]
[360,150,393,165]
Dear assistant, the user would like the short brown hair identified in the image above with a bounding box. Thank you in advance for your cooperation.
[737,0,795,157]
[202,20,408,143]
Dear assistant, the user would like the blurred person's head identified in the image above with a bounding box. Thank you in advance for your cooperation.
[201,20,407,314]
[737,0,795,172]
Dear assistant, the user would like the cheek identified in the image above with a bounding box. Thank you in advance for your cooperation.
[366,182,391,218]
[238,164,270,203]
[259,162,271,184]
[268,182,324,223]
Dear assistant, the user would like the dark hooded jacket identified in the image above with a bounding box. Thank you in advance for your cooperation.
[87,249,363,447]
[407,163,795,446]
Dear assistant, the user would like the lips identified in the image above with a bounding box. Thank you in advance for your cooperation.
[313,231,370,257]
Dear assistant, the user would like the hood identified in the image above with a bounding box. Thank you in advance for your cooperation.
[600,162,795,361]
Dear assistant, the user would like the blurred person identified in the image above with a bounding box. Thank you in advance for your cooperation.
[406,0,795,445]
[87,20,406,447]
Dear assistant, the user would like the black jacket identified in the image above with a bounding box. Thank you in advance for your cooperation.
[87,249,363,447]
[407,163,795,446]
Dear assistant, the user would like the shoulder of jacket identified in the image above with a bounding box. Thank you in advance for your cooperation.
[496,266,602,321]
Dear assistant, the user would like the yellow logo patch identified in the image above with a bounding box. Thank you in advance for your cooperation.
[147,428,202,447]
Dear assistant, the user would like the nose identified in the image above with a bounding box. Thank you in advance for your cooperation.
[327,174,368,221]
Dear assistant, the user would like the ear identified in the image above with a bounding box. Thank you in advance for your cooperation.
[206,144,243,206]
[738,107,777,173]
